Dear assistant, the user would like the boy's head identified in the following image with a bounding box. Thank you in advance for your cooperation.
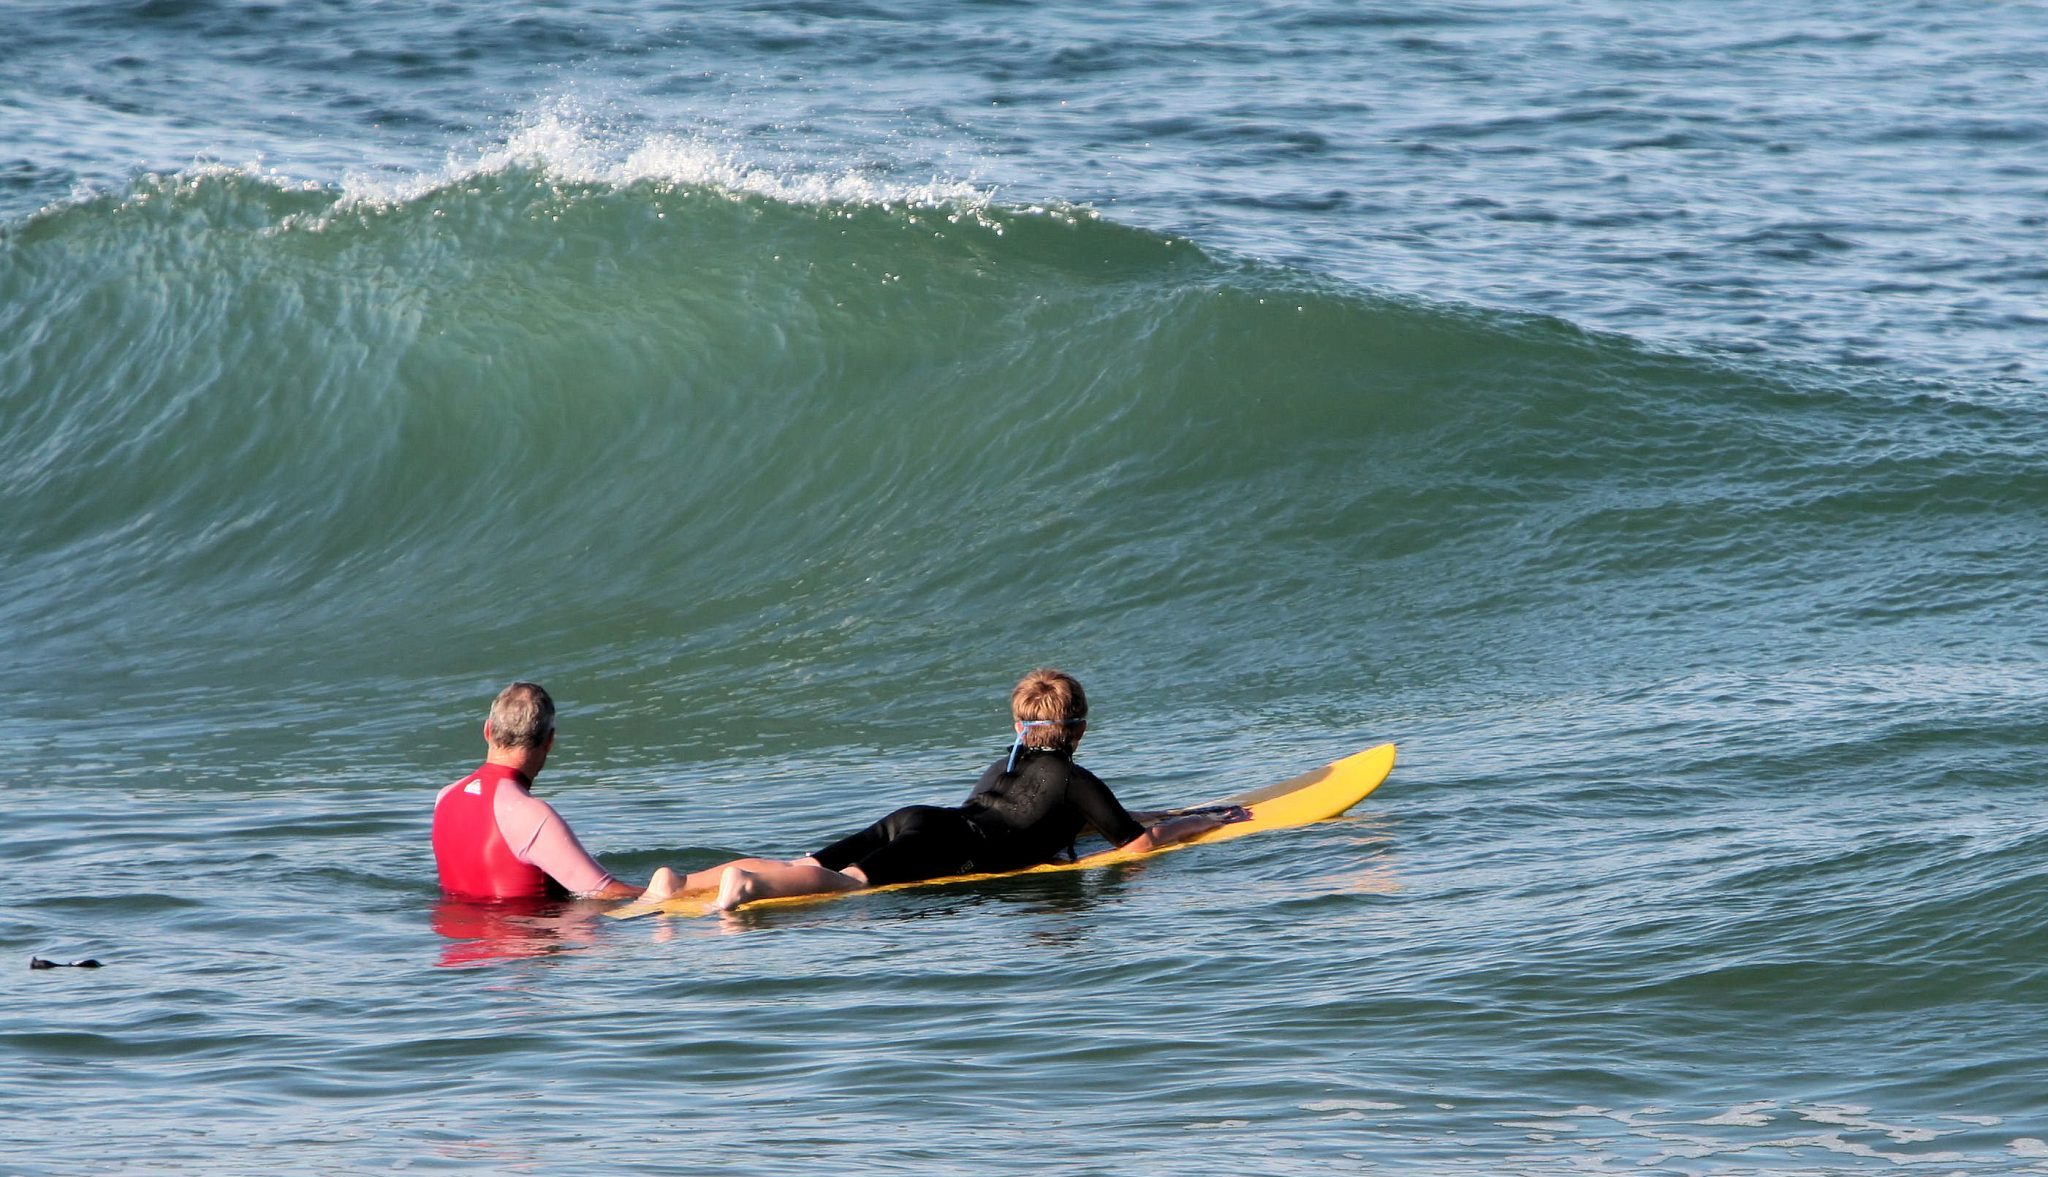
[1011,668,1087,754]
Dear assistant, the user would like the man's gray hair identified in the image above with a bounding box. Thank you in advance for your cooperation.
[488,681,556,750]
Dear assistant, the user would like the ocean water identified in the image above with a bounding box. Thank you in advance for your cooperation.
[4,1,2046,1173]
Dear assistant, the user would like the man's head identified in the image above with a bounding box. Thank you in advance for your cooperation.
[485,681,556,752]
[1011,668,1087,754]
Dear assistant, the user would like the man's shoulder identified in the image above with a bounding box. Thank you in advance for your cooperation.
[434,765,491,805]
[492,780,566,825]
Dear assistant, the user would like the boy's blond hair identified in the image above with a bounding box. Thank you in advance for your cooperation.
[1010,668,1088,754]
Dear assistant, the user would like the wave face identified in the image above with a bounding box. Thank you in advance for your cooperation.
[6,161,2044,743]
[7,154,2048,1176]
[8,161,2039,708]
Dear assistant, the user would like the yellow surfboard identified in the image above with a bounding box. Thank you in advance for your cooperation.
[604,742,1395,920]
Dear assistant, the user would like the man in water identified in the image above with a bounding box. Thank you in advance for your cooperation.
[431,681,644,901]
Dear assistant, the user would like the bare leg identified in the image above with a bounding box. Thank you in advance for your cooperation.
[714,861,868,911]
[640,858,797,902]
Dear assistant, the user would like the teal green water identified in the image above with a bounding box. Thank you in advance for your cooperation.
[5,2,2047,1173]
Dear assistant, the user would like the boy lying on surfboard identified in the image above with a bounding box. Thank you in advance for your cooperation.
[636,668,1247,911]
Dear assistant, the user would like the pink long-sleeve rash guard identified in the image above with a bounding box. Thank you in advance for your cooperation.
[490,781,619,897]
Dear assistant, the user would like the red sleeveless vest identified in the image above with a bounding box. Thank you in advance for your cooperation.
[432,763,551,899]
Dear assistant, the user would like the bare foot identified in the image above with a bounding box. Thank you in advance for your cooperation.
[713,866,759,912]
[640,866,681,902]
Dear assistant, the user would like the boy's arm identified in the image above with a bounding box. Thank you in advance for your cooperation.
[1082,805,1252,858]
[1067,768,1147,848]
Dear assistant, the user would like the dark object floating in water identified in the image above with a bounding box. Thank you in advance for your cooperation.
[29,957,103,969]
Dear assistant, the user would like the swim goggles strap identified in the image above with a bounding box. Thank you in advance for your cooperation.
[1007,719,1082,772]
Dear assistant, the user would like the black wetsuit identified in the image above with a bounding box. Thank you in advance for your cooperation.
[810,749,1147,886]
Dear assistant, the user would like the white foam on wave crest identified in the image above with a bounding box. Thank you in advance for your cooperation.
[338,100,996,215]
[24,155,331,227]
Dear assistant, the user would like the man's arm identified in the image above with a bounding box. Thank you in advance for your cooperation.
[499,792,639,899]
